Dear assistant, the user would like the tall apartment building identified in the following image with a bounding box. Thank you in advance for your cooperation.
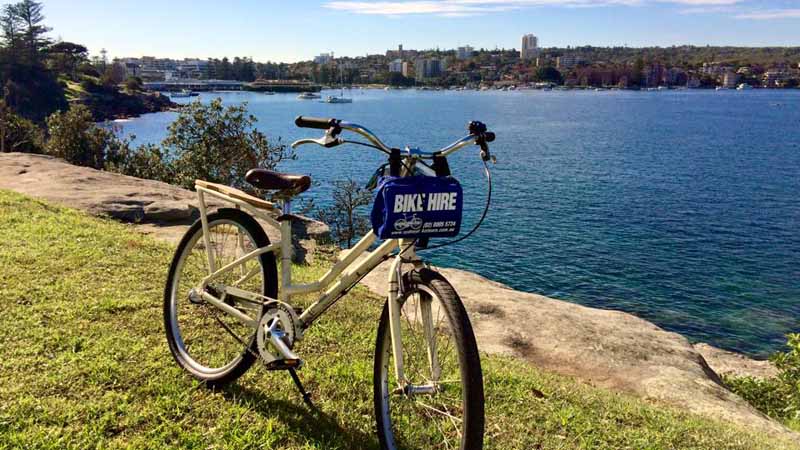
[388,59,403,73]
[520,34,539,60]
[415,58,443,80]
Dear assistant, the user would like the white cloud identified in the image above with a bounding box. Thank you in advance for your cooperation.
[734,8,800,19]
[324,0,744,16]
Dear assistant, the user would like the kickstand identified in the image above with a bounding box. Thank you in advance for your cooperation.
[288,368,314,409]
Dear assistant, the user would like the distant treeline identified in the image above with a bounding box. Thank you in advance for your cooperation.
[205,57,289,82]
[537,45,800,68]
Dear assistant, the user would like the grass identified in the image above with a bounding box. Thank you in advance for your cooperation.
[61,77,87,102]
[0,189,795,449]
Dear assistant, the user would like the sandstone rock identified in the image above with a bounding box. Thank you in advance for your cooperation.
[0,153,329,262]
[694,342,779,379]
[360,262,797,443]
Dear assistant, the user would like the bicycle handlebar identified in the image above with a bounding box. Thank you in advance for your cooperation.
[292,116,495,160]
[295,116,339,130]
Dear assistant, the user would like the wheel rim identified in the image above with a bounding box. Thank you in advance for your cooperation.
[168,219,265,377]
[378,285,467,450]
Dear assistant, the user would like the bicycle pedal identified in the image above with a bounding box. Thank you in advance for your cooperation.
[264,358,303,371]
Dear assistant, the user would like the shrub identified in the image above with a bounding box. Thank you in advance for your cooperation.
[106,143,174,183]
[0,101,45,153]
[44,104,124,169]
[726,333,800,428]
[164,98,293,191]
[124,76,143,92]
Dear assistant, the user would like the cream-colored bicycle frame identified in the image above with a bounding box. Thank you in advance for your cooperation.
[193,182,432,387]
[192,121,481,390]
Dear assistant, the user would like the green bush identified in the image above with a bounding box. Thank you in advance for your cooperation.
[44,104,124,169]
[106,143,174,182]
[726,334,800,429]
[164,98,293,191]
[39,99,290,193]
[0,101,45,153]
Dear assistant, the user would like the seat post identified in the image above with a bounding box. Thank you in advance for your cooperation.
[278,198,293,301]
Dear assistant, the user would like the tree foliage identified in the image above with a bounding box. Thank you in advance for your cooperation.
[315,179,372,248]
[163,98,293,190]
[46,41,87,79]
[0,0,66,121]
[0,98,43,153]
[44,104,127,169]
[726,334,800,429]
[535,66,562,83]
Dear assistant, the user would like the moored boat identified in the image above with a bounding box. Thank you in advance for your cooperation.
[297,92,321,100]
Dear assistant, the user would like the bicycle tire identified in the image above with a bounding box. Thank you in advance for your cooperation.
[164,208,278,388]
[373,268,485,450]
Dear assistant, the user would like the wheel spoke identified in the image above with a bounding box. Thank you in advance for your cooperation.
[168,217,266,374]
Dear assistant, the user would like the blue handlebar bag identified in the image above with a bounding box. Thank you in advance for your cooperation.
[371,176,463,239]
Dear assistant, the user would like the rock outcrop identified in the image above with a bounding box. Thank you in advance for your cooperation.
[0,153,329,262]
[360,263,794,442]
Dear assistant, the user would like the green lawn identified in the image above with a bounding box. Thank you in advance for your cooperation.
[0,189,793,449]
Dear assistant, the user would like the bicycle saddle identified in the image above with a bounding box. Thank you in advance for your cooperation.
[245,169,311,195]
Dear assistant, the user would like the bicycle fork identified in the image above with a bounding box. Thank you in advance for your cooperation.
[386,241,441,396]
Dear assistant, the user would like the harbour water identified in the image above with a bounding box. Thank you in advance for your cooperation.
[118,88,800,357]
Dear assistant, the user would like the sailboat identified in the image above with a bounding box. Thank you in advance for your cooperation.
[324,66,353,104]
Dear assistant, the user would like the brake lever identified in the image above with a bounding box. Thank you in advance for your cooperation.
[290,135,342,149]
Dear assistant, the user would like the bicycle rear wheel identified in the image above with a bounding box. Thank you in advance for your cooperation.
[374,268,485,450]
[164,208,278,387]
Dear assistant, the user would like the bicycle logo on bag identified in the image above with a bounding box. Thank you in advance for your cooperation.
[393,214,424,232]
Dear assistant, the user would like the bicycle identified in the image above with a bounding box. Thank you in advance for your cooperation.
[163,116,496,450]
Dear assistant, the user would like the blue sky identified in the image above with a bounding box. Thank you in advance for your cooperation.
[41,0,800,62]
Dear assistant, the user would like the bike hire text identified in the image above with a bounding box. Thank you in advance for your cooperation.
[393,192,459,214]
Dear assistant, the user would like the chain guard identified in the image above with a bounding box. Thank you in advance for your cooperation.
[256,301,300,367]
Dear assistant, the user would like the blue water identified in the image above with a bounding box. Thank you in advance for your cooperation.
[117,89,800,357]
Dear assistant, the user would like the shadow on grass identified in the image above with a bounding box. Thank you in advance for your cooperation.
[223,382,381,450]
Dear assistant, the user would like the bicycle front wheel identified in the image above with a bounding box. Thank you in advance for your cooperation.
[374,268,485,450]
[164,208,278,388]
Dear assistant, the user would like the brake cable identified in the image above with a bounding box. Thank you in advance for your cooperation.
[422,158,492,251]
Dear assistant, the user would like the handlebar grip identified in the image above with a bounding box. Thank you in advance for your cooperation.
[484,132,496,143]
[295,116,338,130]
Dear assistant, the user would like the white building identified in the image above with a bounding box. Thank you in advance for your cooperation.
[556,54,581,70]
[520,34,539,60]
[402,61,413,78]
[388,59,403,73]
[457,45,474,60]
[314,53,334,64]
[722,71,739,89]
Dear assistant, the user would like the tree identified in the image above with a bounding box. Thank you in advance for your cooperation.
[534,66,562,84]
[316,179,372,248]
[0,1,65,121]
[0,4,21,53]
[124,76,143,92]
[163,98,293,190]
[102,62,126,86]
[47,41,87,78]
[45,104,125,169]
[10,0,50,66]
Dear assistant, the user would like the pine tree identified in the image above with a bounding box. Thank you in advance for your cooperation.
[9,0,51,66]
